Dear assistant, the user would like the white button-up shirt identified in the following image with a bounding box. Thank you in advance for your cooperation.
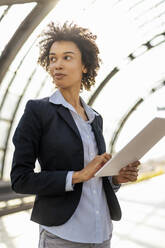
[41,90,119,243]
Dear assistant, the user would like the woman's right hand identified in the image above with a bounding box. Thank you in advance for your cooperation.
[72,153,111,184]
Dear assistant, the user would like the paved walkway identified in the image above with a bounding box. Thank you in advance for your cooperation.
[112,174,165,248]
[0,174,165,248]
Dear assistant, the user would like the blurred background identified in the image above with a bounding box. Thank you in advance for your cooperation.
[0,0,165,247]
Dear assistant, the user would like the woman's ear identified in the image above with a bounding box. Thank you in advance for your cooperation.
[82,65,87,73]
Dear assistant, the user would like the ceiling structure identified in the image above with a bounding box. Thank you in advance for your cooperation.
[0,0,165,180]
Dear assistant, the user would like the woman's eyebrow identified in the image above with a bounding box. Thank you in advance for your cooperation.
[49,51,75,55]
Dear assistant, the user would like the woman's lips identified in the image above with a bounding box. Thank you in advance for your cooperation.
[54,73,66,80]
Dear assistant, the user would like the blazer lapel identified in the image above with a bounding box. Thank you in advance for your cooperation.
[91,116,106,155]
[56,105,81,139]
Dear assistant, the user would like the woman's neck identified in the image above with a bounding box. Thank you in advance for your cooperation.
[59,87,82,109]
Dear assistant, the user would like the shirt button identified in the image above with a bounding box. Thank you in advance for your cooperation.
[93,190,96,194]
[96,211,99,214]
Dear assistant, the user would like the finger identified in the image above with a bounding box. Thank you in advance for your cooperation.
[120,161,140,172]
[102,153,112,160]
[100,154,111,162]
[120,170,138,178]
[102,157,109,164]
[119,167,139,176]
[122,175,138,182]
[123,161,140,169]
[130,160,140,167]
[122,165,139,173]
[97,157,107,167]
[127,175,138,181]
[125,166,139,172]
[120,166,139,173]
[126,171,138,177]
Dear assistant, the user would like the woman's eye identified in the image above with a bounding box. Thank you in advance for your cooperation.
[64,55,71,60]
[50,57,56,62]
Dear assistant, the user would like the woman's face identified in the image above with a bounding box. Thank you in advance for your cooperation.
[48,40,86,90]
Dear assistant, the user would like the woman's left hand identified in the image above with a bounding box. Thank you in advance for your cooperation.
[113,160,140,184]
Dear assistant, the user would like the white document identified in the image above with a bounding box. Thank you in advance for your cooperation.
[95,117,165,177]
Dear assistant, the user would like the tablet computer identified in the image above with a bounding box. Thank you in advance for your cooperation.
[95,117,165,177]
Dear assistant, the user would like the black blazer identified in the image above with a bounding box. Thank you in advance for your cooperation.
[10,97,121,226]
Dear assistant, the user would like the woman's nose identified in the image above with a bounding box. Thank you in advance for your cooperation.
[55,59,63,69]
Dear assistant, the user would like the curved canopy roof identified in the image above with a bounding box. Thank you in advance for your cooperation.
[0,0,165,180]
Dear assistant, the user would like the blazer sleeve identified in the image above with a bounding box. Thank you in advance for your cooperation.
[10,100,68,196]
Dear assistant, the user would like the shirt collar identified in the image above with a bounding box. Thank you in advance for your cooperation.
[49,89,99,123]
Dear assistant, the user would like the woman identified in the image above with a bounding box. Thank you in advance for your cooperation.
[11,22,139,248]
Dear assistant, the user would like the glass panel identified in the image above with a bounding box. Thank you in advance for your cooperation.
[0,2,37,55]
[2,0,164,113]
[142,19,165,41]
[24,67,51,99]
[0,5,8,20]
[36,76,54,99]
[0,0,165,179]
[92,42,165,149]
[129,0,164,20]
[115,88,165,163]
[0,150,4,178]
[151,35,165,46]
[0,70,14,106]
[8,45,39,96]
[0,120,10,149]
[2,147,13,180]
[119,0,165,44]
[0,92,19,121]
[9,38,37,75]
[156,87,165,113]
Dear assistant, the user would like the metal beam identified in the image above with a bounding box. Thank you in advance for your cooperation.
[0,0,59,85]
[0,0,39,5]
[88,67,119,106]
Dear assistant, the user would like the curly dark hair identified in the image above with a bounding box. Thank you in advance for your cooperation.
[37,22,101,90]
